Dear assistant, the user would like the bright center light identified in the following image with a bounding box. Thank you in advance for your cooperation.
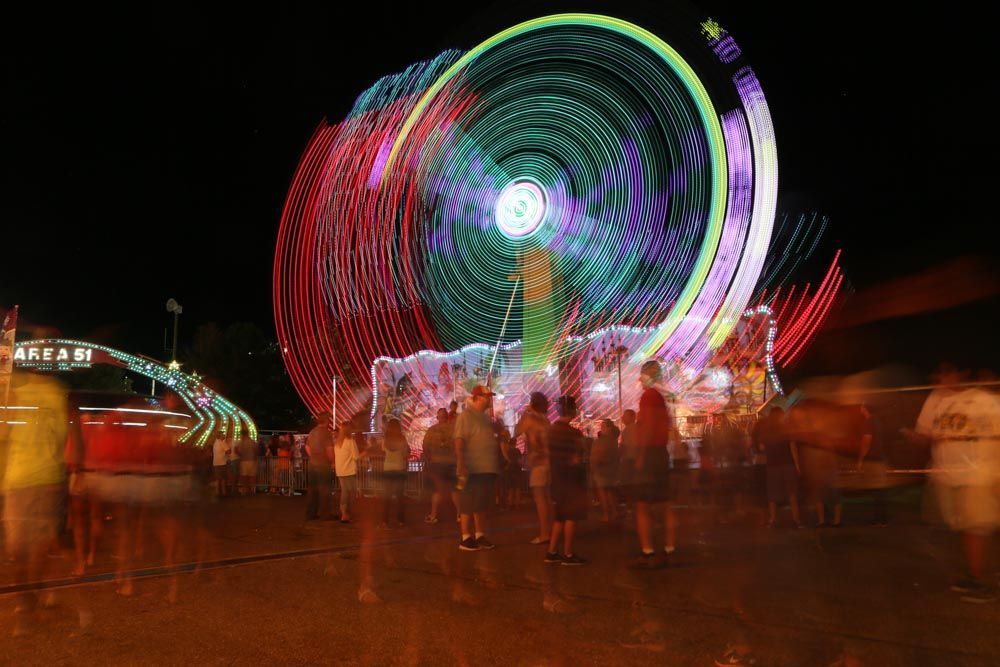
[495,180,546,238]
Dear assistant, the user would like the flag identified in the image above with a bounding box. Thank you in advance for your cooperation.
[1,305,18,408]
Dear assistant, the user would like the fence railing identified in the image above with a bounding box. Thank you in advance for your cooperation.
[251,457,425,497]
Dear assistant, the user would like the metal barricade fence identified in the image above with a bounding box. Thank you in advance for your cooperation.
[252,455,425,498]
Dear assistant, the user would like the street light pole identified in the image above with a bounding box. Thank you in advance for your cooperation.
[615,343,628,417]
[166,299,183,362]
[171,310,180,361]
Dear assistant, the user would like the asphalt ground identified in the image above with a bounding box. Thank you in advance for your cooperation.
[2,489,998,665]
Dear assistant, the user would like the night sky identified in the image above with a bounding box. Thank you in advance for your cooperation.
[3,1,995,378]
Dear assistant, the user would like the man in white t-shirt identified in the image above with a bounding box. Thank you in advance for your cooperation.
[334,428,361,522]
[212,432,230,497]
[912,364,1000,602]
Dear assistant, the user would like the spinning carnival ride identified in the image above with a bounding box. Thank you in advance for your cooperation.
[275,14,842,446]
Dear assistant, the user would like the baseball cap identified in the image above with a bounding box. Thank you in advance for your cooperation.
[470,385,494,399]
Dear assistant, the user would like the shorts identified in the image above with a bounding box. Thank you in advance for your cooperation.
[239,461,258,477]
[632,480,670,504]
[938,484,1000,535]
[766,464,799,503]
[529,465,551,488]
[3,484,62,557]
[214,465,228,481]
[631,455,670,504]
[428,463,457,492]
[551,465,588,521]
[458,473,496,515]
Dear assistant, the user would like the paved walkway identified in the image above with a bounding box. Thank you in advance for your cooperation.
[2,492,998,665]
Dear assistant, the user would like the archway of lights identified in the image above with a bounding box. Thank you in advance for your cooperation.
[275,14,842,446]
[12,339,257,446]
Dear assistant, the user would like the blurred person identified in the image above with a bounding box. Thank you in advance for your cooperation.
[1,372,68,635]
[515,391,551,544]
[238,429,258,495]
[276,437,292,495]
[544,395,588,565]
[423,407,458,524]
[135,400,192,603]
[785,401,839,527]
[447,400,459,422]
[591,418,621,523]
[64,399,102,576]
[708,414,749,522]
[669,424,693,512]
[305,413,334,520]
[266,433,280,494]
[911,363,1000,602]
[380,418,410,528]
[755,407,802,528]
[503,436,524,510]
[455,385,500,551]
[334,426,361,522]
[494,420,510,508]
[629,387,675,569]
[618,409,638,509]
[226,430,239,496]
[856,403,889,526]
[212,430,230,497]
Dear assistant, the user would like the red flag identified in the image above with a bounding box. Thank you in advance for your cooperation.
[1,304,19,408]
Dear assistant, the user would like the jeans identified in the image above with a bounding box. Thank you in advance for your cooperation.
[382,471,407,524]
[338,475,357,516]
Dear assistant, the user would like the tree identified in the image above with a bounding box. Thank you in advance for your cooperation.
[184,322,310,430]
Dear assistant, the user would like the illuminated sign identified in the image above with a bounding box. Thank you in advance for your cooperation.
[13,344,96,368]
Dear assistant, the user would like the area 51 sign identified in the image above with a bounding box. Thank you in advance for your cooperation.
[14,344,96,368]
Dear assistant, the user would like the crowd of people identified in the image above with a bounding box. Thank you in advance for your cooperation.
[291,382,894,571]
[3,361,1000,643]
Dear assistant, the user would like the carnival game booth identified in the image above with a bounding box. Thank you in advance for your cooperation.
[369,306,779,453]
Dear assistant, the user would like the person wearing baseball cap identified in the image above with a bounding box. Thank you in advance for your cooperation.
[454,385,499,551]
[515,391,552,545]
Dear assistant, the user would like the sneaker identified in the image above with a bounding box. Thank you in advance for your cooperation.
[544,551,564,564]
[476,536,496,550]
[961,587,996,604]
[561,554,587,566]
[950,578,980,593]
[459,537,481,552]
[424,515,439,524]
[952,579,996,603]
